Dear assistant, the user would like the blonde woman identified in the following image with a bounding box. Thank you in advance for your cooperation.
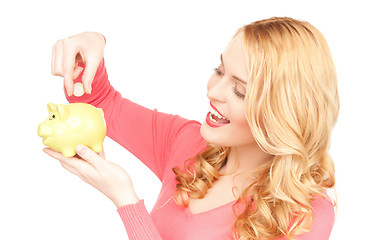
[44,17,339,239]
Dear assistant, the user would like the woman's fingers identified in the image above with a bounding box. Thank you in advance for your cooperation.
[63,42,79,96]
[81,59,99,94]
[97,149,106,159]
[43,147,97,180]
[52,40,67,78]
[75,145,102,169]
[43,146,139,207]
[51,39,76,96]
[59,160,83,179]
[51,43,56,75]
[51,38,81,96]
[51,32,105,96]
[73,66,84,80]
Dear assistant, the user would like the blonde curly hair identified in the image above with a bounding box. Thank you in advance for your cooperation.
[173,17,339,239]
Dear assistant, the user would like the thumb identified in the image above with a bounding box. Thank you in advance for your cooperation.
[75,145,101,167]
[81,59,100,94]
[73,66,84,80]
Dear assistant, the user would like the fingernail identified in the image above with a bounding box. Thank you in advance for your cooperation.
[87,84,92,94]
[66,87,72,96]
[76,145,87,154]
[75,145,82,152]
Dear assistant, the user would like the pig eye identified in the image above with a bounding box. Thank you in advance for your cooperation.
[49,114,56,120]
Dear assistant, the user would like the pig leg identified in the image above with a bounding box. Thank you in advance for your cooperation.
[61,148,77,158]
[91,144,103,153]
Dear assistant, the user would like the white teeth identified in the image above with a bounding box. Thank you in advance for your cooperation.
[208,106,228,120]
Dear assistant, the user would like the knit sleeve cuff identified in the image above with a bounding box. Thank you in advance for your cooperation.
[116,200,162,240]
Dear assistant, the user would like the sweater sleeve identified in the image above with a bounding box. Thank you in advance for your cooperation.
[65,59,192,181]
[116,200,162,240]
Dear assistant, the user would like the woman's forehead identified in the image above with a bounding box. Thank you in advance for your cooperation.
[222,33,248,82]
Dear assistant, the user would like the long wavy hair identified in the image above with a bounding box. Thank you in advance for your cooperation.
[173,17,339,239]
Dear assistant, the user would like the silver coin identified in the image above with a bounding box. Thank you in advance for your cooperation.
[73,82,84,97]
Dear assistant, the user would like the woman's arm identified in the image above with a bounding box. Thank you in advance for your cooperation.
[117,200,163,240]
[52,33,192,181]
[43,145,139,207]
[43,145,163,240]
[67,58,190,181]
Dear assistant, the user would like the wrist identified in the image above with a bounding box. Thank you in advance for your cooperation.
[113,196,140,208]
[112,189,140,208]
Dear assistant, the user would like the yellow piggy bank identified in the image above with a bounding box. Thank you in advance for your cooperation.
[38,103,106,157]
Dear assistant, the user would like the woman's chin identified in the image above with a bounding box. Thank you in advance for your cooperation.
[200,121,224,146]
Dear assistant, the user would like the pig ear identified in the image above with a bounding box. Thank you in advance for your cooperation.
[47,103,57,113]
[57,104,70,121]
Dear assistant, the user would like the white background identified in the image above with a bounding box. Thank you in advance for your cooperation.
[1,0,369,239]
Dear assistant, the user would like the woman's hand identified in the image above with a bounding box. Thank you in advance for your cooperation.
[43,145,139,208]
[51,32,105,96]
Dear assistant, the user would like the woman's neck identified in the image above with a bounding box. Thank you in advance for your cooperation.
[216,143,272,198]
[222,142,272,176]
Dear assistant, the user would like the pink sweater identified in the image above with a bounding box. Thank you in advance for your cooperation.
[66,59,335,240]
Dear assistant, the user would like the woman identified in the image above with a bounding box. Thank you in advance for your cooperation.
[44,17,339,239]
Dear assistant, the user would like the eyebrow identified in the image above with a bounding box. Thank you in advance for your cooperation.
[220,54,247,84]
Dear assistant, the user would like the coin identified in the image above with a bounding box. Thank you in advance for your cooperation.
[73,82,84,97]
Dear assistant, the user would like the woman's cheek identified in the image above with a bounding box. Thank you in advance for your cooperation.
[230,104,249,126]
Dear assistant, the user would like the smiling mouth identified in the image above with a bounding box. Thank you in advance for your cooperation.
[205,104,231,128]
[208,105,230,124]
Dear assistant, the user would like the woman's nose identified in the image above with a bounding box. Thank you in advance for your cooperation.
[206,77,227,103]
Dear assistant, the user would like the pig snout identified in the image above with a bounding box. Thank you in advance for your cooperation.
[37,123,52,138]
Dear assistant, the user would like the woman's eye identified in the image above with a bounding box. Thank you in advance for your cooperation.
[233,83,246,99]
[213,67,222,76]
[213,67,245,99]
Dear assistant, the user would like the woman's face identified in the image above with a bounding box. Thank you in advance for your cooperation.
[200,33,255,148]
